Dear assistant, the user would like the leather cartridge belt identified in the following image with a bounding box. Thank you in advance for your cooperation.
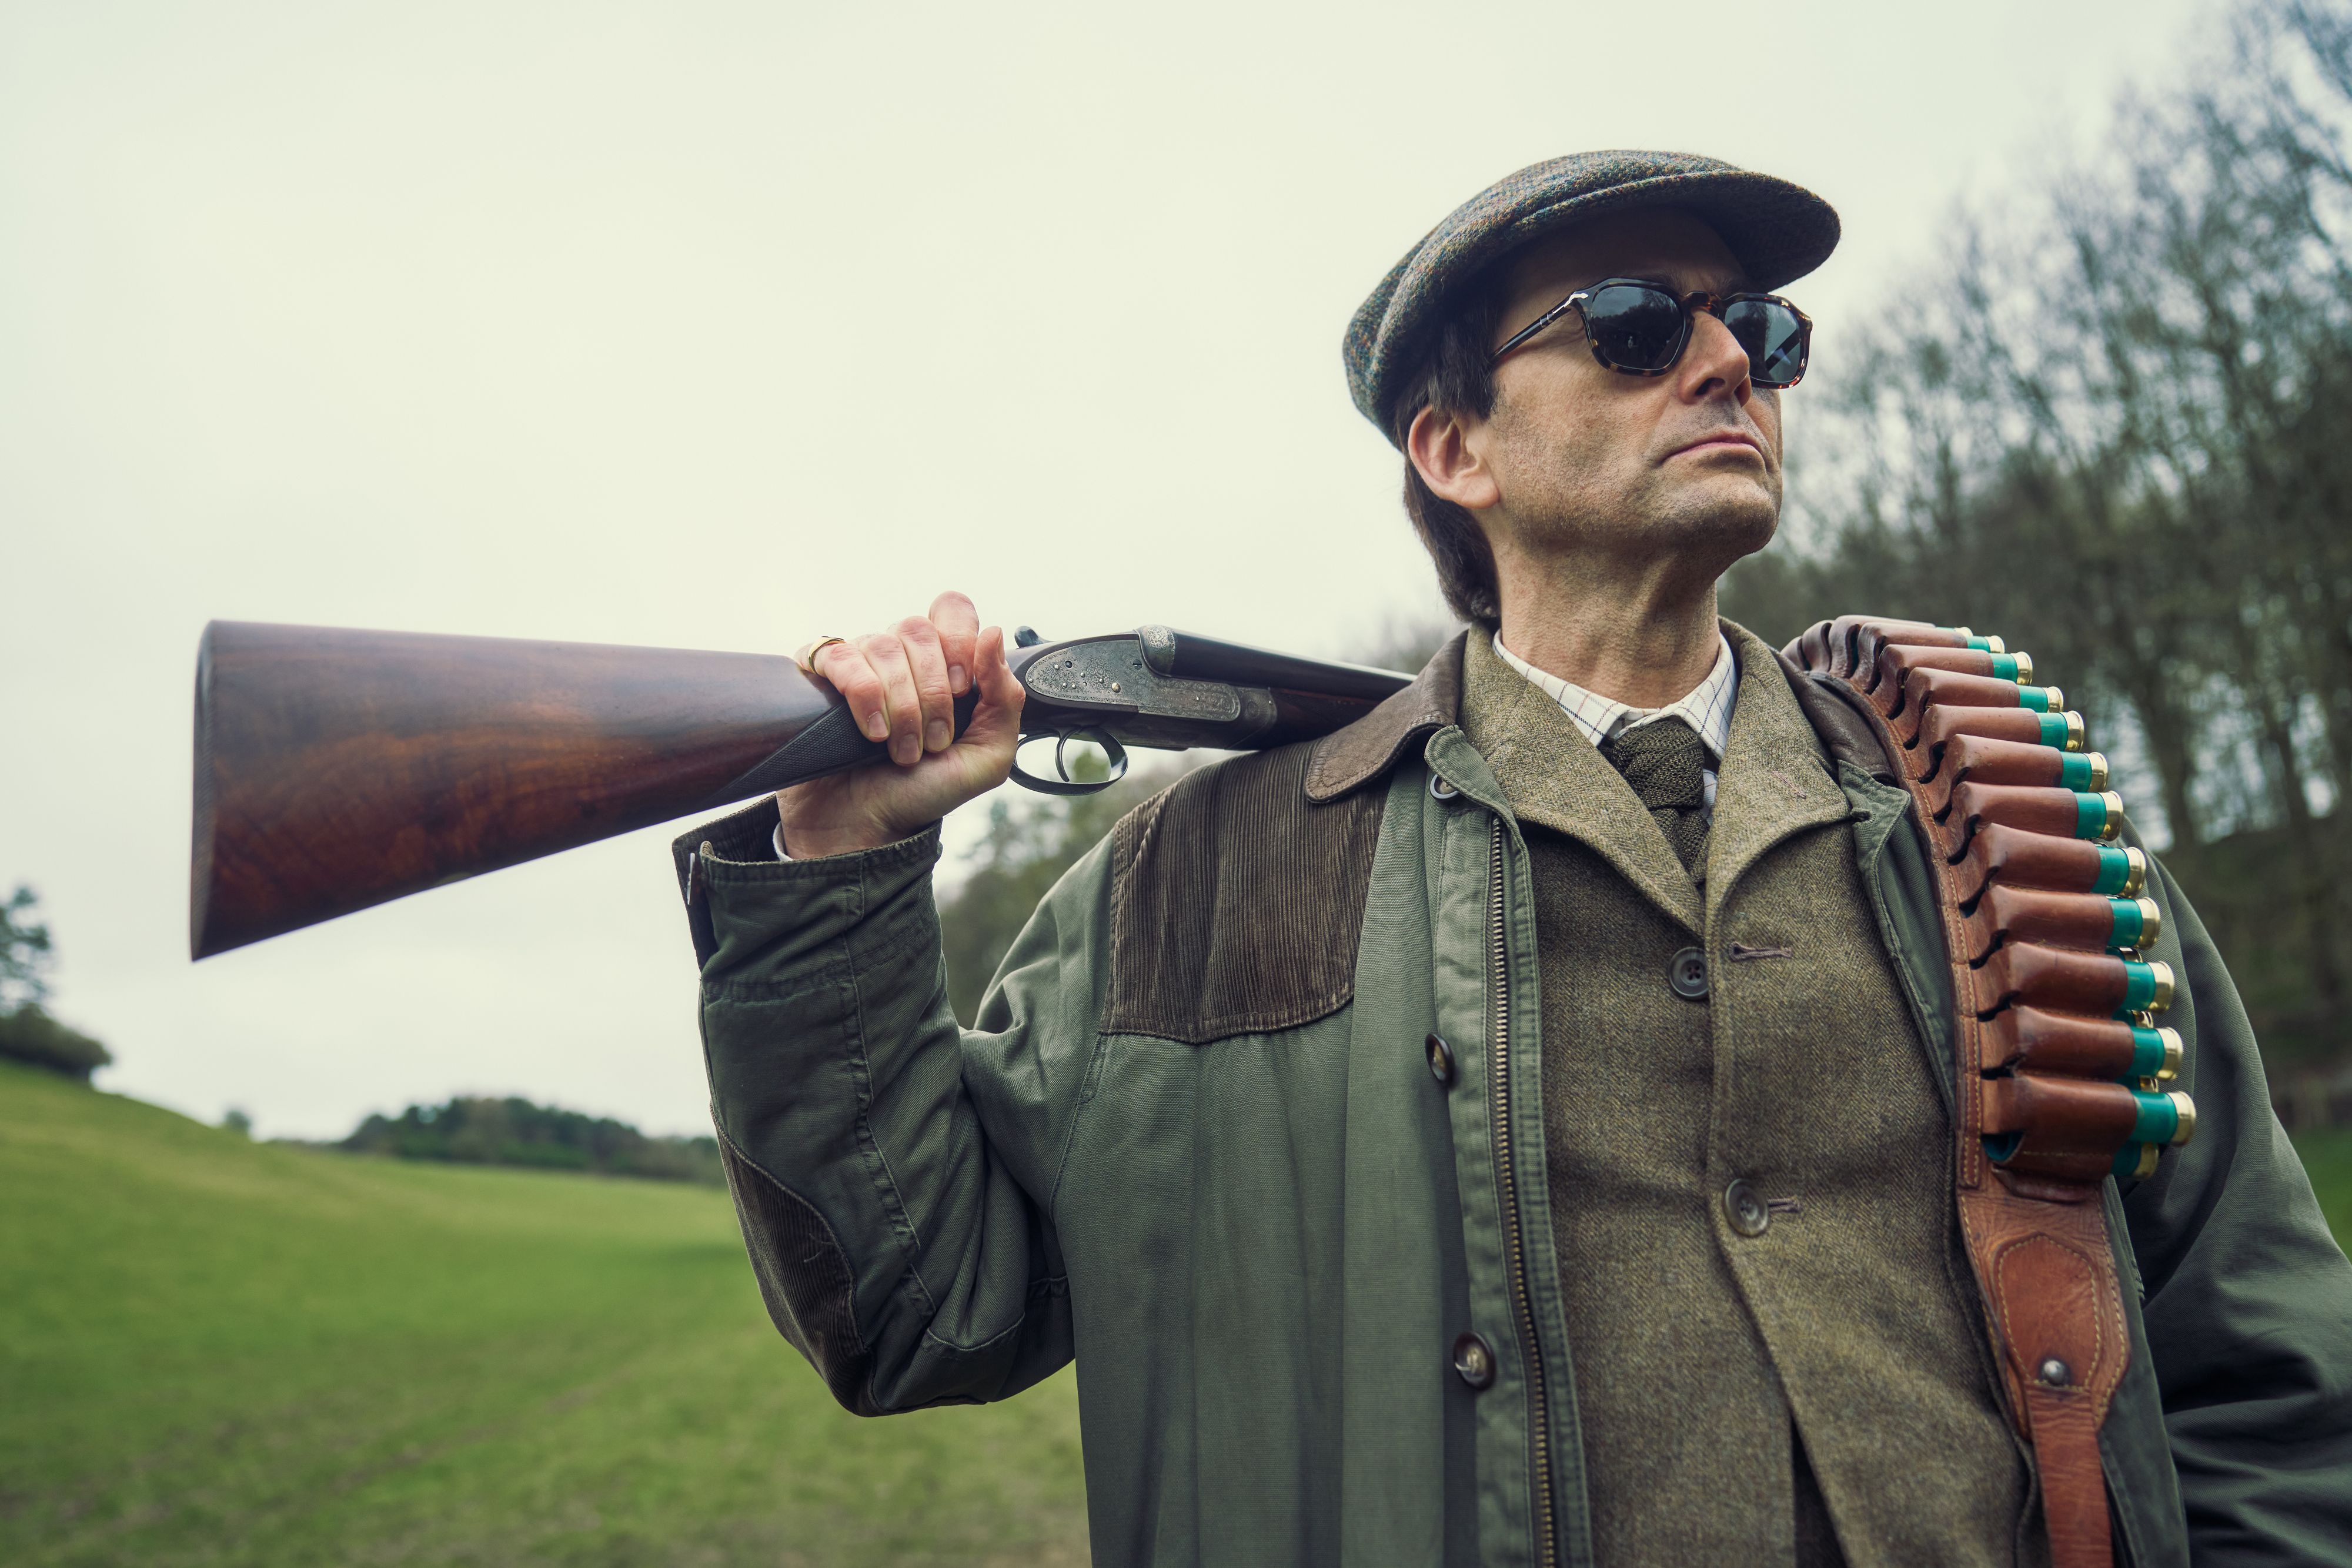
[1793,614,2199,1568]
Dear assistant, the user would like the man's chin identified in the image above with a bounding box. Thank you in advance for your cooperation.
[1652,479,1780,560]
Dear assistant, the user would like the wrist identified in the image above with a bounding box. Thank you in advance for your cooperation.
[773,800,920,860]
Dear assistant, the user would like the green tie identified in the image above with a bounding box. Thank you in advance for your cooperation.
[1600,717,1710,880]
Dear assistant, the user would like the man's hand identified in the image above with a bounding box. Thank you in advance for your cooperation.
[776,591,1025,858]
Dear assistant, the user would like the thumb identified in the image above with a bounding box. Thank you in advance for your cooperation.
[960,626,1025,749]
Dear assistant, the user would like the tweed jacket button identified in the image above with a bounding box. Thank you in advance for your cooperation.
[1451,1332,1496,1390]
[1668,947,1709,1000]
[1425,1032,1456,1086]
[1725,1179,1770,1237]
[1428,773,1461,802]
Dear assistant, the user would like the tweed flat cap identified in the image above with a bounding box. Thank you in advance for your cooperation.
[1345,151,1840,437]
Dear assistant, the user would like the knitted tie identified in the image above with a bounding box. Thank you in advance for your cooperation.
[1599,717,1710,880]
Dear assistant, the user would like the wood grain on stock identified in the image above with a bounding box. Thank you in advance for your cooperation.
[191,621,834,959]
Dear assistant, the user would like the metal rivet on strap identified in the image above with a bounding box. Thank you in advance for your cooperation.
[2037,1357,2073,1388]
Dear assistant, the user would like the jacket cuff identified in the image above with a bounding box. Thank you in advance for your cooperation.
[670,797,943,974]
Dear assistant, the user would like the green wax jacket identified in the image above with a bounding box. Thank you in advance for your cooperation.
[673,632,2352,1567]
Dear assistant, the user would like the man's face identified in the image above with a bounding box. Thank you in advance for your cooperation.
[1452,208,1785,580]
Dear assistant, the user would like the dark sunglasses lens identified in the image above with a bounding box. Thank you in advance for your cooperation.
[1724,299,1808,387]
[1582,284,1686,372]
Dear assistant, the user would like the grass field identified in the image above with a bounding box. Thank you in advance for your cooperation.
[0,1062,1087,1567]
[6,1062,2350,1568]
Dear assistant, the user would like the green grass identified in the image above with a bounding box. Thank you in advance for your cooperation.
[6,1060,2348,1568]
[0,1061,1085,1567]
[2295,1125,2352,1253]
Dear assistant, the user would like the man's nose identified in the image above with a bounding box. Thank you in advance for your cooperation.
[1678,309,1753,398]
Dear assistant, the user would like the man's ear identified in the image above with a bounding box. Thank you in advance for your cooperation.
[1406,404,1502,512]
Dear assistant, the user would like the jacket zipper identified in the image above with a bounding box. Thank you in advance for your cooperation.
[1489,817,1558,1567]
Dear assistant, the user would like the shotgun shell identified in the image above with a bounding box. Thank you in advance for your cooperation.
[2033,710,2088,751]
[2092,845,2147,897]
[2108,897,2163,952]
[2168,1090,2197,1144]
[2072,790,2125,841]
[2120,959,2175,1014]
[1983,651,2034,683]
[2113,1142,2162,1180]
[2126,1024,2184,1081]
[2057,751,2110,791]
[2129,1088,2187,1145]
[2019,684,2064,713]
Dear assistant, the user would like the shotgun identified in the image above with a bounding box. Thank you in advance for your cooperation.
[189,620,1411,959]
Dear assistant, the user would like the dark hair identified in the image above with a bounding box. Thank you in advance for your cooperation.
[1387,278,1506,630]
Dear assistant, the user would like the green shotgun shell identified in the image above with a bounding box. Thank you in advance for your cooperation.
[2074,790,2125,841]
[1986,651,2034,683]
[2108,897,2163,951]
[2113,1142,2162,1179]
[2092,845,2147,897]
[2129,1091,2181,1145]
[1952,629,2009,654]
[2126,1024,2184,1081]
[2019,684,2064,713]
[2120,959,2176,1014]
[2034,711,2087,751]
[2059,751,2110,791]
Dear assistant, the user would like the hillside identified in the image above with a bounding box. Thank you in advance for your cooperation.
[0,1062,1085,1567]
[5,1062,2347,1567]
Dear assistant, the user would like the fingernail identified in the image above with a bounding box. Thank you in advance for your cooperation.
[926,720,951,751]
[865,712,888,740]
[949,665,968,694]
[894,735,918,764]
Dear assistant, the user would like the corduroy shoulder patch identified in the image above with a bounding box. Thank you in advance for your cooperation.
[1101,743,1387,1045]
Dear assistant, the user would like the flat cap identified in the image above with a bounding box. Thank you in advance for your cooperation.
[1345,151,1840,438]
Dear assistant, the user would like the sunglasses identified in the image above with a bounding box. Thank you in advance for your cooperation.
[1488,278,1813,389]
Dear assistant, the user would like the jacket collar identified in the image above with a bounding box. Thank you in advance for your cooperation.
[1770,648,1904,784]
[1302,621,1905,807]
[1304,632,1468,803]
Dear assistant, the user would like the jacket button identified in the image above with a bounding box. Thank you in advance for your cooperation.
[1428,773,1461,802]
[1425,1033,1456,1086]
[1452,1332,1496,1389]
[1724,1179,1770,1237]
[1668,947,1709,999]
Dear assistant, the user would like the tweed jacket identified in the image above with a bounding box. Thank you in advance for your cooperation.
[674,626,2352,1568]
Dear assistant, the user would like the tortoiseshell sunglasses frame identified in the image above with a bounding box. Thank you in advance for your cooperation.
[1486,278,1814,389]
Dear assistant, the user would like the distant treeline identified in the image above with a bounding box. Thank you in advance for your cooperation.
[1723,0,2352,1118]
[0,884,109,1084]
[342,1096,723,1185]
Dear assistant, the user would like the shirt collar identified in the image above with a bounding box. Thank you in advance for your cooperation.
[1492,630,1738,762]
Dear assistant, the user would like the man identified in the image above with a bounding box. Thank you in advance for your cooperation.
[674,153,2352,1565]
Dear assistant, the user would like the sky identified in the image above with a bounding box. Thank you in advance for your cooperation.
[1,0,2221,1139]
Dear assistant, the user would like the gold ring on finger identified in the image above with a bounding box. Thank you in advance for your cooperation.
[795,635,848,674]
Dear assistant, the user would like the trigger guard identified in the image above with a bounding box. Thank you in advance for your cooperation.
[1010,728,1130,797]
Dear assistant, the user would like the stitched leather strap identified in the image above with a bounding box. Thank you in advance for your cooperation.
[1787,615,2196,1567]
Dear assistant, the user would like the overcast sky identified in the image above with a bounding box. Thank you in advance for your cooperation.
[2,0,2219,1138]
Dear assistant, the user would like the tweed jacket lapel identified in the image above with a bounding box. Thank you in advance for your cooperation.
[1458,628,1705,935]
[1704,621,1854,915]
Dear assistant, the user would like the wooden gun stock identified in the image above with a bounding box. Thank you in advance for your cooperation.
[191,620,1411,959]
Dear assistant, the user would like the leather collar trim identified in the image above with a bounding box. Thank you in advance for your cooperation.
[1304,632,1468,802]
